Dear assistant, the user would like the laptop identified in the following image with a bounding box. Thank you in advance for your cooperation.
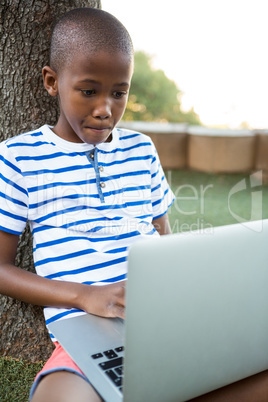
[48,219,268,402]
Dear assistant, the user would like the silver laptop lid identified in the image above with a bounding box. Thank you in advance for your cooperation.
[124,220,268,401]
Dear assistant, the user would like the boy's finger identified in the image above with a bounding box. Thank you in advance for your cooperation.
[115,305,125,319]
[107,302,125,319]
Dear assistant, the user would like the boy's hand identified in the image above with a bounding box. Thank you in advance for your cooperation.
[78,281,126,319]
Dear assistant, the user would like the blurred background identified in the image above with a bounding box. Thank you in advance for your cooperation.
[102,0,268,130]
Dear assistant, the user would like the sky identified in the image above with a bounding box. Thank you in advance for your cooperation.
[101,0,268,129]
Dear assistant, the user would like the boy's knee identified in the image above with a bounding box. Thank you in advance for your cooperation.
[31,371,102,402]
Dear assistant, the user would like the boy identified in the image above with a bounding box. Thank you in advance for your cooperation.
[0,8,174,401]
[0,7,267,402]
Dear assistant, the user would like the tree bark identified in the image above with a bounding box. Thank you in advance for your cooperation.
[0,0,101,362]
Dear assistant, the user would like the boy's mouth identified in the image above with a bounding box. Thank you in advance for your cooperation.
[85,126,112,133]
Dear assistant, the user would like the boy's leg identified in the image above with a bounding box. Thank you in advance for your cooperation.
[190,370,268,402]
[30,342,103,401]
[31,370,103,402]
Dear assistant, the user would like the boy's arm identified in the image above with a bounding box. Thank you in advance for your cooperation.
[0,230,125,318]
[152,213,172,235]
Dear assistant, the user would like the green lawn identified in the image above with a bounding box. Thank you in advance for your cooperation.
[0,357,43,401]
[167,169,267,232]
[1,169,268,401]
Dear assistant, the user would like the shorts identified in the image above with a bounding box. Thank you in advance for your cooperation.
[29,342,89,401]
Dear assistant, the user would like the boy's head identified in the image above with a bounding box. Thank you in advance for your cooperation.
[43,8,134,145]
[50,8,133,73]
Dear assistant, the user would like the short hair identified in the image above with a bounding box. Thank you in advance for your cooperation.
[50,8,134,72]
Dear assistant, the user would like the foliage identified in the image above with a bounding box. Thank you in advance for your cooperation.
[123,51,201,125]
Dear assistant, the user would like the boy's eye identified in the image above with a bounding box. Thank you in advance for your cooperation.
[113,91,127,99]
[81,89,95,96]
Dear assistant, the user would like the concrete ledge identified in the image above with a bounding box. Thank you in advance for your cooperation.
[188,135,256,173]
[187,126,256,173]
[187,126,253,137]
[118,121,264,173]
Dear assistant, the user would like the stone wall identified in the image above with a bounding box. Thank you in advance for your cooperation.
[119,121,268,174]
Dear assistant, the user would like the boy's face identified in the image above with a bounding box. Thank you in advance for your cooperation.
[47,50,133,145]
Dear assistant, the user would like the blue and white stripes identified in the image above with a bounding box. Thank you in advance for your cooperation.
[0,125,174,334]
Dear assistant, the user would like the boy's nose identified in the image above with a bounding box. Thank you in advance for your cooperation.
[92,99,112,120]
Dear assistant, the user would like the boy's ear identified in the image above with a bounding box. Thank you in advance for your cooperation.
[42,66,58,97]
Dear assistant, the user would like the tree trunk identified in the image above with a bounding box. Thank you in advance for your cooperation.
[0,0,101,362]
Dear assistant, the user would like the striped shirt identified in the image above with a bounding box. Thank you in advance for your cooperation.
[0,124,174,337]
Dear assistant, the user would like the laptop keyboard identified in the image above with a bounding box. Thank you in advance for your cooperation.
[91,346,124,391]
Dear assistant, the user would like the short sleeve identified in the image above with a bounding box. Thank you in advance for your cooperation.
[150,141,175,220]
[0,142,29,235]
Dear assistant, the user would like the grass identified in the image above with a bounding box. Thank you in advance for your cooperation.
[1,169,268,401]
[0,357,44,401]
[166,169,268,232]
